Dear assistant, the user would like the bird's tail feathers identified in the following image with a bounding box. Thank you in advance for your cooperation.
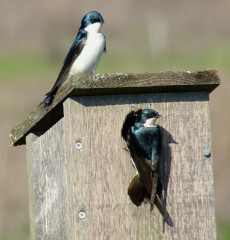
[155,195,173,226]
[128,174,147,206]
[128,173,173,226]
[150,173,158,211]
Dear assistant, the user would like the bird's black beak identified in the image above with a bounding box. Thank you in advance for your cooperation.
[156,115,161,118]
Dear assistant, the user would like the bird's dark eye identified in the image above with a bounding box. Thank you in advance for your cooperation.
[148,113,155,118]
[91,18,97,23]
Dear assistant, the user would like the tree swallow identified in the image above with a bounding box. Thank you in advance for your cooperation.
[44,11,106,106]
[122,109,167,212]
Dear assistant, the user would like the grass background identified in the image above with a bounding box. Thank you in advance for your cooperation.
[1,0,230,239]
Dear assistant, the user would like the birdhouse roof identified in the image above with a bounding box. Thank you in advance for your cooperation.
[10,71,220,146]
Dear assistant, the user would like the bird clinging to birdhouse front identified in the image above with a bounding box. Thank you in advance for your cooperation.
[121,109,171,223]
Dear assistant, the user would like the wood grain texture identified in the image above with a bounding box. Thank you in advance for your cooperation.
[10,70,219,146]
[26,92,216,239]
[26,124,72,240]
[26,132,43,240]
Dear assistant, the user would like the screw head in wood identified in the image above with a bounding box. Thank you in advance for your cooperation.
[203,149,211,158]
[75,141,82,150]
[79,211,86,219]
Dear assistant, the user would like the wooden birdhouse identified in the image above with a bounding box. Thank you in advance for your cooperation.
[10,71,219,240]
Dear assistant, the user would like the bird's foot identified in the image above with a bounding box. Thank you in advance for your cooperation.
[44,95,54,106]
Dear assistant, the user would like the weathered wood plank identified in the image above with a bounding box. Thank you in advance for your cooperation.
[26,132,43,240]
[26,92,216,239]
[69,70,220,96]
[26,123,73,240]
[10,71,219,146]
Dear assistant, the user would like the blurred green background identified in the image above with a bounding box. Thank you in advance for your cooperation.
[1,0,230,239]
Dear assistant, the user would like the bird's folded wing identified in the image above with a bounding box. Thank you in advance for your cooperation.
[46,30,87,96]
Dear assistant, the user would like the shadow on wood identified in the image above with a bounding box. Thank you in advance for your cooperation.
[159,126,178,229]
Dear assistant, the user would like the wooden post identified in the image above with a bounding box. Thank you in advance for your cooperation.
[10,71,219,240]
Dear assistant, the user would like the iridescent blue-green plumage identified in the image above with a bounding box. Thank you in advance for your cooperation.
[122,109,163,211]
[80,11,104,30]
[130,122,161,169]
